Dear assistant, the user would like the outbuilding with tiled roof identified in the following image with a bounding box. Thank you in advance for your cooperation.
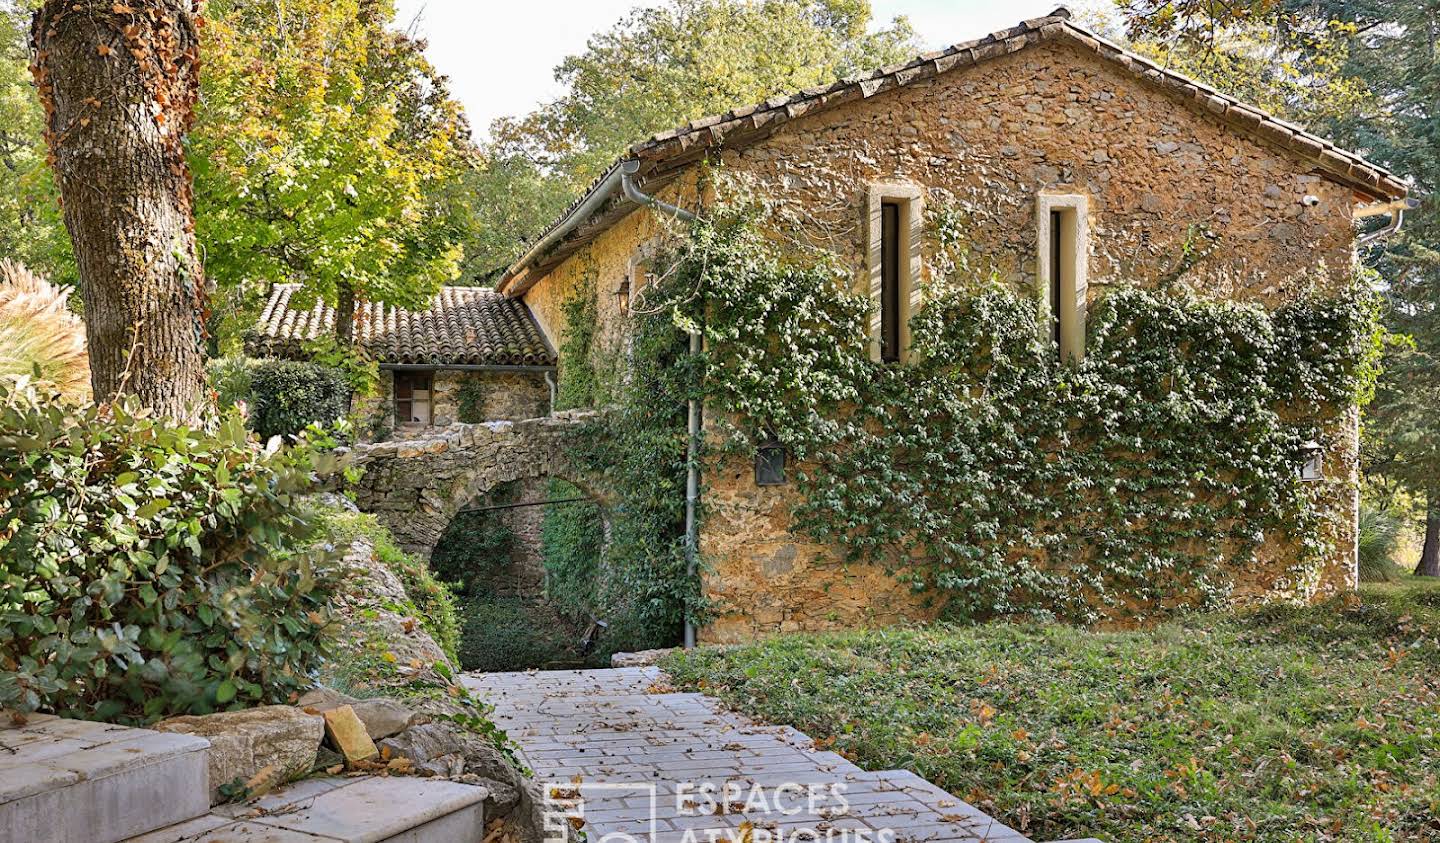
[246,284,557,432]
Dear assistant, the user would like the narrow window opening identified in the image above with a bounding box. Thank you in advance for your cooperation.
[394,371,433,426]
[880,201,902,364]
[1040,198,1086,363]
[1050,209,1064,352]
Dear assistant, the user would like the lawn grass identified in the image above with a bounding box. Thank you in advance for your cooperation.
[663,580,1440,843]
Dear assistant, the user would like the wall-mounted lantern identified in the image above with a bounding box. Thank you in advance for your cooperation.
[755,434,788,487]
[1297,440,1325,482]
[614,279,631,313]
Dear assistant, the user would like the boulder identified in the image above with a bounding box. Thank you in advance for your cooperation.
[377,723,466,765]
[154,706,323,804]
[299,686,423,741]
[610,648,677,668]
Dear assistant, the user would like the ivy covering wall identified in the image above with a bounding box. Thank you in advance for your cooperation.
[540,276,697,651]
[548,188,1382,629]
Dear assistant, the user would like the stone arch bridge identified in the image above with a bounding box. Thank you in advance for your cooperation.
[343,411,600,559]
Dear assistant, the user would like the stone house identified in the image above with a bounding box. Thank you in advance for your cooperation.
[248,283,557,436]
[492,8,1410,642]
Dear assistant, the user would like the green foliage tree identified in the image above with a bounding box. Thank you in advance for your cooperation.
[191,0,474,348]
[467,0,918,279]
[0,1,69,283]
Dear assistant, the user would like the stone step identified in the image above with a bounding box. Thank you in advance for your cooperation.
[0,713,212,843]
[126,775,489,843]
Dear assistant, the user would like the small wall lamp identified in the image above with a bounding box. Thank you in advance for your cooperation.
[755,435,788,486]
[614,279,631,313]
[1297,440,1325,483]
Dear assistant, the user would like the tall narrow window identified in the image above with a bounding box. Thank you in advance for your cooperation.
[1050,209,1063,350]
[867,185,922,364]
[880,201,902,364]
[1037,195,1088,362]
[394,371,433,427]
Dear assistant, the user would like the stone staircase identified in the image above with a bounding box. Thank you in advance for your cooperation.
[464,666,1097,843]
[1,712,488,843]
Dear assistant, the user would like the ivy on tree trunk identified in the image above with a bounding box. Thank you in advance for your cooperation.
[31,0,209,420]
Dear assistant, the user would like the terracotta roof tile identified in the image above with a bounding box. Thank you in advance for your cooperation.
[246,285,555,368]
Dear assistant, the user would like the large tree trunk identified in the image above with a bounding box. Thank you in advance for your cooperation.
[335,279,356,346]
[1417,491,1440,578]
[31,0,209,420]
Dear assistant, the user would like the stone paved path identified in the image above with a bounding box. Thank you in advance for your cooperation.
[462,667,1041,843]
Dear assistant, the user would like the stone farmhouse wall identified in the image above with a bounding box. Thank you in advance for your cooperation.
[356,368,551,441]
[519,39,1365,643]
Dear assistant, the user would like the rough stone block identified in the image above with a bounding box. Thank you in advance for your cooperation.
[155,706,323,803]
[324,705,379,764]
[300,687,421,741]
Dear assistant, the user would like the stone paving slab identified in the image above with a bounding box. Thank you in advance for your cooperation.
[1,714,212,843]
[463,668,1040,843]
[128,776,489,843]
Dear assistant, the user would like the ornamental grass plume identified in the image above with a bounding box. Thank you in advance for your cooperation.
[0,259,90,401]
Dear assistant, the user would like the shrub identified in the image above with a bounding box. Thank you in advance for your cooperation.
[0,382,344,723]
[207,354,252,409]
[239,359,350,441]
[456,597,585,672]
[432,491,515,598]
[316,508,461,663]
[540,480,607,615]
[0,260,89,401]
[1358,501,1406,582]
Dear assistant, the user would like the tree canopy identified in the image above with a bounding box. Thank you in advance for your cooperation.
[0,1,69,284]
[193,0,474,347]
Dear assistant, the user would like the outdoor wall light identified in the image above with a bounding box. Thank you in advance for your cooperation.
[1297,440,1325,482]
[614,279,631,313]
[755,435,788,487]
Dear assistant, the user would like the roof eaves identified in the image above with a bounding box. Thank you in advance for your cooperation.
[497,6,1407,292]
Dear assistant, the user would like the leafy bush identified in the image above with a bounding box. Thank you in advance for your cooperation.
[0,382,344,723]
[207,354,252,409]
[315,508,461,663]
[540,480,605,612]
[457,596,586,672]
[213,358,351,441]
[0,260,88,401]
[1358,501,1406,582]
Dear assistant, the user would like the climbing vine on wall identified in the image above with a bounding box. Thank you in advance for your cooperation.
[554,272,601,411]
[544,265,700,649]
[625,188,1383,624]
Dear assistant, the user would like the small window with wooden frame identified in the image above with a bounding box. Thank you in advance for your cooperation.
[394,370,434,427]
[1036,193,1089,362]
[866,184,924,364]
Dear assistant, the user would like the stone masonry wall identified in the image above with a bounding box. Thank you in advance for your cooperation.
[345,412,596,559]
[356,368,552,442]
[460,477,550,598]
[520,39,1365,643]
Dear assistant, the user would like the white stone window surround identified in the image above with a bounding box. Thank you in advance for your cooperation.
[864,182,925,364]
[1036,192,1090,362]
